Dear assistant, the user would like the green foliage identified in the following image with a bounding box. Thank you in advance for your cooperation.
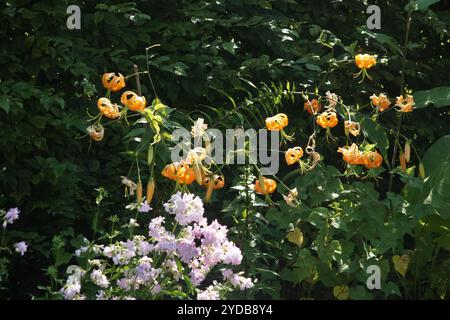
[415,87,450,108]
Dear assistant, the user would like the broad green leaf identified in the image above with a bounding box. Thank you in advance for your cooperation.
[287,228,304,246]
[305,63,321,71]
[0,95,10,113]
[222,41,237,55]
[360,29,404,57]
[361,116,389,160]
[333,285,348,300]
[348,286,374,299]
[405,0,440,11]
[392,255,410,277]
[414,87,450,108]
[345,40,358,55]
[420,135,450,218]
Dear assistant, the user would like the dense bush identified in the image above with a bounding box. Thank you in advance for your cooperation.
[0,0,449,299]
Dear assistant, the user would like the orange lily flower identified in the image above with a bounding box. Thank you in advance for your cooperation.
[285,147,304,165]
[97,97,121,119]
[102,73,125,92]
[254,177,277,195]
[304,99,321,115]
[337,144,364,165]
[395,95,415,113]
[363,151,383,169]
[370,93,391,112]
[121,91,147,111]
[266,113,289,131]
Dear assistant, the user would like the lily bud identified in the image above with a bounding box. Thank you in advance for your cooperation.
[399,152,407,172]
[419,162,426,179]
[146,178,155,203]
[136,179,143,203]
[404,141,411,163]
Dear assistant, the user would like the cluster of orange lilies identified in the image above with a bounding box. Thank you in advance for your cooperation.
[337,144,383,169]
[97,73,147,121]
[88,73,148,142]
[94,53,416,204]
[161,160,226,202]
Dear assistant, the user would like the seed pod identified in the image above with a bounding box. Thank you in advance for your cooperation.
[419,162,426,179]
[399,152,407,172]
[137,179,143,202]
[404,141,411,163]
[146,178,155,203]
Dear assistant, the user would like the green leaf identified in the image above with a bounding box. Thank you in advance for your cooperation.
[361,116,389,160]
[348,286,374,299]
[317,240,342,263]
[172,62,188,77]
[345,40,358,55]
[360,29,404,57]
[383,282,402,297]
[222,41,237,55]
[405,0,440,11]
[55,252,72,267]
[420,136,450,218]
[210,87,237,109]
[259,0,272,9]
[414,87,450,108]
[94,11,104,24]
[0,95,10,113]
[305,63,321,71]
[436,232,450,251]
